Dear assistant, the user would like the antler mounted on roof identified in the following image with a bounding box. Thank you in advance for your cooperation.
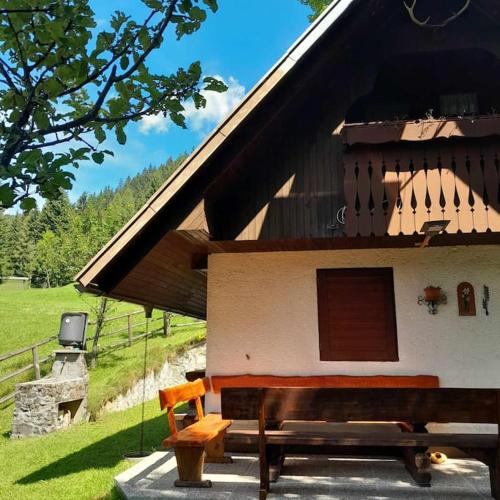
[404,0,471,28]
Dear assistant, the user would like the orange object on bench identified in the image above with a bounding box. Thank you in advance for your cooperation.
[159,378,232,488]
[210,374,440,393]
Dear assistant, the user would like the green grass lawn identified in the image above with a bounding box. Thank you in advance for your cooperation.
[0,285,206,409]
[0,285,100,352]
[0,285,205,499]
[0,399,176,500]
[87,326,205,417]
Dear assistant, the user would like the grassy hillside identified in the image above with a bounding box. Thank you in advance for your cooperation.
[0,399,176,500]
[0,285,101,352]
[0,285,206,414]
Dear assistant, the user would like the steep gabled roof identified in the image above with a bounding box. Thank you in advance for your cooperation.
[75,0,358,288]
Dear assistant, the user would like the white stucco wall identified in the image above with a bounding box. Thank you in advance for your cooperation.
[205,245,500,411]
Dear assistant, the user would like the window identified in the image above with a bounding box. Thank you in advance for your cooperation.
[316,268,398,362]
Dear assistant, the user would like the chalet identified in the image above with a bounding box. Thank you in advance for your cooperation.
[77,0,500,417]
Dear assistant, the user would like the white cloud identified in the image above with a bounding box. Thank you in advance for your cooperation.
[138,113,170,135]
[184,76,246,132]
[138,75,245,135]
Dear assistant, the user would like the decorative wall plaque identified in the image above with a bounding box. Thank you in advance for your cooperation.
[457,282,476,316]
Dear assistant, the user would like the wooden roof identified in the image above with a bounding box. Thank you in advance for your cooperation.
[75,0,357,291]
[75,0,500,317]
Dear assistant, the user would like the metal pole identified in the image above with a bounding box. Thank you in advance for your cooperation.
[139,316,149,455]
[124,307,152,459]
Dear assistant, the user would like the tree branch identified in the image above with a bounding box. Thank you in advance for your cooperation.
[24,133,77,150]
[95,86,194,124]
[115,1,178,83]
[29,20,74,72]
[0,7,55,14]
[0,59,20,94]
[6,14,32,90]
[0,57,23,87]
[42,66,117,135]
[58,8,161,99]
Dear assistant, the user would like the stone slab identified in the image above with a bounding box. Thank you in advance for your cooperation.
[115,452,492,499]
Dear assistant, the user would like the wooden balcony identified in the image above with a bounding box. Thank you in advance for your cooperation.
[343,121,500,237]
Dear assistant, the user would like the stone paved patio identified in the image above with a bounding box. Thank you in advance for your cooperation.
[115,452,492,499]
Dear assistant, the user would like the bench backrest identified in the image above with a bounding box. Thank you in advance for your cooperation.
[159,378,210,435]
[221,387,500,425]
[211,374,439,394]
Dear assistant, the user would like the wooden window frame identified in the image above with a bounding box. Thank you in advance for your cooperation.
[316,267,399,362]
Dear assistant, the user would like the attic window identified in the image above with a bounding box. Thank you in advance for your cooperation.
[440,92,478,117]
[317,268,399,362]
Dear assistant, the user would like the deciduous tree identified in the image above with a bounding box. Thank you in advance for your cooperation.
[0,0,225,209]
[299,0,331,21]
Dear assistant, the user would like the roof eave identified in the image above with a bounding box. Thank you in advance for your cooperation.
[75,0,358,287]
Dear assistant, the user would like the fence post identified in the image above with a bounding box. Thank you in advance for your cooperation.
[163,312,171,336]
[32,346,41,380]
[91,297,108,369]
[127,314,133,347]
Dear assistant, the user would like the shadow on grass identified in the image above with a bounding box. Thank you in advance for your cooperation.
[17,413,167,485]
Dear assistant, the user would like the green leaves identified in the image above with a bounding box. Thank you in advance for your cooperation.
[0,0,221,209]
[170,113,186,128]
[34,109,50,130]
[92,152,105,164]
[0,184,15,208]
[20,197,37,211]
[299,0,331,22]
[203,0,218,13]
[120,55,129,70]
[203,76,228,92]
[143,0,163,9]
[108,98,128,117]
[94,126,106,144]
[190,7,207,22]
[115,126,127,145]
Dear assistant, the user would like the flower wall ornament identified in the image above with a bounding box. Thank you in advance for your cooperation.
[418,286,447,315]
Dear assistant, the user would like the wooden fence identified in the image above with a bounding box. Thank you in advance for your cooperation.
[0,311,205,405]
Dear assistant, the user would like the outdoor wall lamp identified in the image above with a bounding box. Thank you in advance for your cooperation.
[417,220,450,248]
[418,286,447,314]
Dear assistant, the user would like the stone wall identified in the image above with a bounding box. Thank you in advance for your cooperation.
[12,377,88,438]
[12,350,89,438]
[101,342,206,414]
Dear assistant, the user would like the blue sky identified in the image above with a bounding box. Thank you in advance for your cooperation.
[70,0,311,200]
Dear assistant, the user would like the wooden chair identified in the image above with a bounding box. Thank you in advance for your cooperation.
[159,378,232,488]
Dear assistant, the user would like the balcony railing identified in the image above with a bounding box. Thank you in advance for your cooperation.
[344,142,500,237]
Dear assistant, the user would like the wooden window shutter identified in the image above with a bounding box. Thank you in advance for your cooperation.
[317,268,399,362]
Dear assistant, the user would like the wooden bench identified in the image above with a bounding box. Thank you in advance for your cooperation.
[221,387,500,499]
[215,374,440,481]
[211,374,440,392]
[159,378,232,488]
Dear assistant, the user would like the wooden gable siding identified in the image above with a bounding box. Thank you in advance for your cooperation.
[204,5,500,243]
[92,1,367,312]
[86,0,500,315]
